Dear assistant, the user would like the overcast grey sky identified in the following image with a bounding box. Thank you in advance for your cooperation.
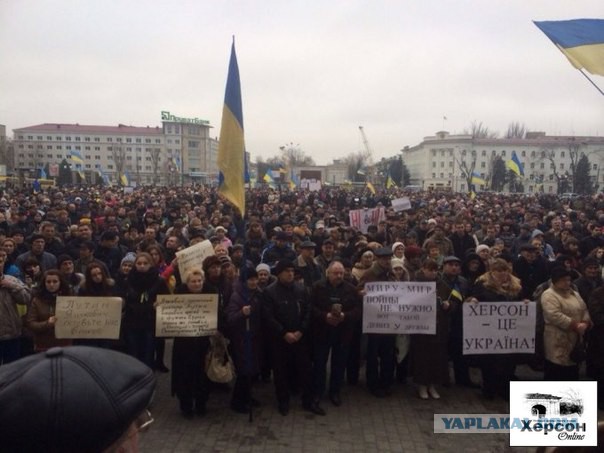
[0,0,602,164]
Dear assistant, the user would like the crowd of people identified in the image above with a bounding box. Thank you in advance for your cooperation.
[0,183,603,420]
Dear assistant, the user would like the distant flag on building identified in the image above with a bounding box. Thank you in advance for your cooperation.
[386,174,397,189]
[506,151,524,177]
[174,154,182,172]
[78,170,86,182]
[120,171,131,186]
[469,190,477,200]
[534,19,604,76]
[263,171,274,184]
[217,39,246,216]
[39,167,47,179]
[97,167,110,185]
[366,181,376,195]
[289,180,296,190]
[471,171,486,185]
[70,150,84,165]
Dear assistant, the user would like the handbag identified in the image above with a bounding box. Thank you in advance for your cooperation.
[205,334,236,383]
[570,336,587,364]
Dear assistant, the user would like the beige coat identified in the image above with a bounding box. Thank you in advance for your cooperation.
[541,287,591,366]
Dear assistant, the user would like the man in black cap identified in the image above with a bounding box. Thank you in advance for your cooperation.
[0,346,156,452]
[574,257,603,302]
[360,247,397,397]
[94,230,124,278]
[262,231,296,268]
[294,240,322,290]
[440,255,478,389]
[15,233,57,272]
[315,238,338,274]
[262,260,325,416]
[513,243,549,300]
[511,223,533,256]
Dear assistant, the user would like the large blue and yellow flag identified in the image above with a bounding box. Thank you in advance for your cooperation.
[534,19,604,76]
[471,171,486,185]
[506,151,524,177]
[120,170,131,187]
[217,41,246,216]
[70,150,84,165]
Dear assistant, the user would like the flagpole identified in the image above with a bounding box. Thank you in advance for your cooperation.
[578,69,604,96]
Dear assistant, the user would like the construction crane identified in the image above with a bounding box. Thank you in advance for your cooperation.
[358,126,374,165]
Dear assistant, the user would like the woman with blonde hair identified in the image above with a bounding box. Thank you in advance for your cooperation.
[468,258,523,400]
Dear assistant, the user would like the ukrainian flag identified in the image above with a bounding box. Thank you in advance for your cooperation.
[471,172,486,185]
[70,150,84,165]
[217,40,246,216]
[534,19,604,76]
[120,171,131,186]
[386,174,397,189]
[506,151,524,177]
[366,182,376,195]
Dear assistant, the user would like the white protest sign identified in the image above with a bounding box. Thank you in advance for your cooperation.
[463,301,536,354]
[349,207,386,233]
[391,197,412,212]
[175,239,215,278]
[363,281,436,334]
[55,297,123,339]
[155,293,218,337]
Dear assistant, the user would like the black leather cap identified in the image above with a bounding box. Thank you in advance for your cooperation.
[0,346,156,453]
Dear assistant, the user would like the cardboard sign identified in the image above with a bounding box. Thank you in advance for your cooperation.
[175,239,215,278]
[463,301,536,354]
[155,293,218,337]
[55,297,123,339]
[391,197,412,212]
[363,281,436,334]
[349,207,386,233]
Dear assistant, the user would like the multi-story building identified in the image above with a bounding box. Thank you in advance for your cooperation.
[12,111,219,185]
[403,131,604,194]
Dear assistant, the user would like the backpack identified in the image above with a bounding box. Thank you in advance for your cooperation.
[205,334,236,383]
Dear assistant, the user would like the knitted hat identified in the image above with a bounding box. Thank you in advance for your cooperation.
[273,260,295,276]
[0,346,155,452]
[256,263,271,274]
[121,252,137,266]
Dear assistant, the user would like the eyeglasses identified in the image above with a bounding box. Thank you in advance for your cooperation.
[135,410,154,433]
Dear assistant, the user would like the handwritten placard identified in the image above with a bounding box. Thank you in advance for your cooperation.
[463,301,536,354]
[391,197,412,212]
[363,281,436,334]
[175,240,215,278]
[155,294,218,337]
[55,297,123,339]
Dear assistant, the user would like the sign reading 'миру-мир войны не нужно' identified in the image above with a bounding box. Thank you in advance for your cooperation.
[363,281,436,335]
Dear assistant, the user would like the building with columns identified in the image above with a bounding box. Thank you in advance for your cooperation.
[403,131,604,194]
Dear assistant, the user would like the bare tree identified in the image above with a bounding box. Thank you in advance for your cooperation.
[342,151,369,182]
[110,144,127,185]
[279,143,315,167]
[505,122,527,139]
[540,138,581,193]
[463,121,499,139]
[150,148,161,185]
[453,149,478,191]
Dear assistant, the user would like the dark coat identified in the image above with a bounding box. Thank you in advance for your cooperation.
[587,286,604,376]
[449,233,477,260]
[225,280,263,376]
[171,284,210,399]
[122,268,168,331]
[411,271,454,385]
[310,278,361,345]
[513,256,549,300]
[262,279,310,338]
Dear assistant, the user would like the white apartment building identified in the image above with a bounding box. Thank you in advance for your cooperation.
[403,131,604,194]
[12,111,219,185]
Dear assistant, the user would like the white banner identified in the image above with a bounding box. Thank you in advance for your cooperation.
[363,281,436,334]
[176,239,215,279]
[349,207,386,233]
[391,197,412,212]
[463,301,536,354]
[155,294,218,337]
[55,297,123,339]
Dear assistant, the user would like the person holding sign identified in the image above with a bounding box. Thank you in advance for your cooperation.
[171,267,212,418]
[25,270,73,352]
[360,247,397,398]
[468,259,522,400]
